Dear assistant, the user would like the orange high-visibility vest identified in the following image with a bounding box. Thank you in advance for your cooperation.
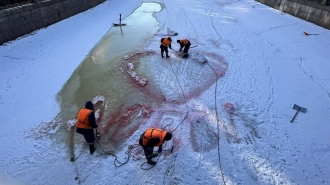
[142,128,167,146]
[180,39,189,45]
[76,108,93,129]
[161,38,171,47]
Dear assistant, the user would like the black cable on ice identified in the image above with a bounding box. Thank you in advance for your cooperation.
[206,61,226,185]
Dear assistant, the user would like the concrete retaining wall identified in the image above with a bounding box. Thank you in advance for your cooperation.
[1,0,329,45]
[256,0,330,29]
[0,0,106,45]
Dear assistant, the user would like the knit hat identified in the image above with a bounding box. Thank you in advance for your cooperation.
[164,132,172,141]
[85,101,94,110]
[177,40,180,43]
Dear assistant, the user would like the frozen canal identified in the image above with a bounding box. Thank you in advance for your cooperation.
[43,2,227,158]
[2,0,329,184]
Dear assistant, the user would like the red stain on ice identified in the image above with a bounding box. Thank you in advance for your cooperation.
[99,103,153,151]
[94,51,228,152]
[121,51,228,104]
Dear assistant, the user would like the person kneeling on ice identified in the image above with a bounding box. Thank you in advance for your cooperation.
[177,38,191,58]
[76,101,98,155]
[160,37,172,58]
[139,128,172,165]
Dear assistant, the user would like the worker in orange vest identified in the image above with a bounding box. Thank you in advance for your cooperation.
[160,37,172,58]
[177,39,191,58]
[76,101,98,154]
[139,128,172,165]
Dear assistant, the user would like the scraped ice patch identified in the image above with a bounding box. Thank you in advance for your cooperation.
[65,119,77,129]
[124,52,228,104]
[91,95,107,119]
[127,62,148,86]
[124,52,143,60]
[27,117,80,138]
[154,27,178,36]
[188,110,218,152]
[92,95,105,104]
[221,102,263,144]
[27,117,64,138]
[194,52,207,64]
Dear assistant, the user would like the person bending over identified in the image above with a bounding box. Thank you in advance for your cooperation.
[139,128,172,165]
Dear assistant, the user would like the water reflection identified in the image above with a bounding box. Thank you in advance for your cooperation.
[90,3,161,64]
[56,3,162,153]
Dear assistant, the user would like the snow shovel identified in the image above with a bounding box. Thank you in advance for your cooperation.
[290,104,307,123]
[170,48,178,53]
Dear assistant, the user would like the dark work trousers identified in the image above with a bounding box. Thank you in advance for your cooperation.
[160,45,169,57]
[183,43,191,54]
[77,128,95,144]
[139,138,153,160]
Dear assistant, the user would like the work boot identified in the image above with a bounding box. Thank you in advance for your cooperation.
[166,54,170,58]
[161,54,164,58]
[150,153,158,158]
[182,53,188,58]
[147,159,157,165]
[89,144,95,155]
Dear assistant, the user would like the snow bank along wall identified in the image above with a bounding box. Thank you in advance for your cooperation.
[256,0,330,30]
[0,0,106,45]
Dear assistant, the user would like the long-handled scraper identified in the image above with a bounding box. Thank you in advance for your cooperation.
[290,104,307,123]
[113,14,127,26]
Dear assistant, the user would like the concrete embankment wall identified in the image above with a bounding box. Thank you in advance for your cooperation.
[1,0,329,45]
[0,0,106,45]
[256,0,330,30]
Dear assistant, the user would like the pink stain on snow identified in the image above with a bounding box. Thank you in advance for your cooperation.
[122,51,228,104]
[62,51,228,153]
[100,103,153,151]
[186,110,218,152]
[223,102,235,113]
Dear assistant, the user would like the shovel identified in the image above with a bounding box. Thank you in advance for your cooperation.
[290,104,307,123]
[170,48,178,53]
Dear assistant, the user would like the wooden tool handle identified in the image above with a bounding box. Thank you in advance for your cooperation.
[290,109,299,123]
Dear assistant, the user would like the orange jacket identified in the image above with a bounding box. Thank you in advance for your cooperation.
[180,39,189,45]
[161,38,172,47]
[142,128,167,146]
[76,108,93,129]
